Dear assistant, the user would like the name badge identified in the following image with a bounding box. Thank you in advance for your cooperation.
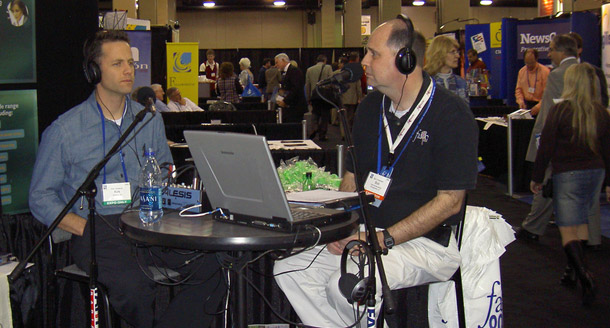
[210,72,216,78]
[102,182,132,206]
[528,87,535,94]
[364,172,392,208]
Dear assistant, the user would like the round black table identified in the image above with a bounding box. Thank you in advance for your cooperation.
[120,209,358,327]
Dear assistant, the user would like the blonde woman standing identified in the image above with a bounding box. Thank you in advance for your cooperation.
[531,63,610,306]
[424,35,469,104]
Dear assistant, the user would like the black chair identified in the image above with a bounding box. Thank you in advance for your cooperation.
[49,231,181,327]
[380,195,468,328]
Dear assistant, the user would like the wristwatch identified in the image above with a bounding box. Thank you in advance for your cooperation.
[382,229,395,249]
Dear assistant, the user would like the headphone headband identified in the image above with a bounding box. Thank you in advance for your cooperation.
[394,14,417,75]
[396,14,414,51]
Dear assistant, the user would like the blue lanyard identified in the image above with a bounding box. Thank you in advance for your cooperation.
[376,82,436,174]
[97,102,129,184]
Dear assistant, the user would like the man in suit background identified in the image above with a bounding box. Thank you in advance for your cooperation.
[518,35,579,241]
[275,53,307,123]
[265,62,281,103]
[305,54,333,140]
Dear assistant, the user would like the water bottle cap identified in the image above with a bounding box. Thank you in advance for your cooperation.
[144,148,155,157]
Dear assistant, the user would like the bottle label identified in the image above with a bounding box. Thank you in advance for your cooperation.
[140,187,162,211]
[102,182,132,206]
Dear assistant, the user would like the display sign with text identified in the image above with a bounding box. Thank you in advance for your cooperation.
[0,90,38,214]
[166,42,199,102]
[126,31,152,89]
[516,20,569,59]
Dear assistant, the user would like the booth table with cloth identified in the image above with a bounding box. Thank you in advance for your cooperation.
[119,210,359,328]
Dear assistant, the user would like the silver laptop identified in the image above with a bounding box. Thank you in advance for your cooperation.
[183,130,349,232]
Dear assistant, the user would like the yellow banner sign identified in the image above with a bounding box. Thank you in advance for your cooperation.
[166,42,199,102]
[490,22,502,48]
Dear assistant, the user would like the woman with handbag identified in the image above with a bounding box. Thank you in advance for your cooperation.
[530,63,610,306]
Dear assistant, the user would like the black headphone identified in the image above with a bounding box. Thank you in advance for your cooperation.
[338,239,375,304]
[395,14,417,75]
[82,35,102,85]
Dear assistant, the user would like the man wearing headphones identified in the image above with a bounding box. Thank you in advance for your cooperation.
[29,30,223,327]
[274,16,478,327]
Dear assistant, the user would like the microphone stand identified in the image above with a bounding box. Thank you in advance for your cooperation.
[10,105,153,328]
[313,84,395,327]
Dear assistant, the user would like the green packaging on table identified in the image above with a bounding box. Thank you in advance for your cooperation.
[277,157,342,192]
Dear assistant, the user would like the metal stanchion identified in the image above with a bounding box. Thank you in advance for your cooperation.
[507,116,514,196]
[301,120,307,140]
[278,107,283,123]
[337,144,344,178]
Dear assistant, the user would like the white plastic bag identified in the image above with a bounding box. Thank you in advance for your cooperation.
[428,206,515,328]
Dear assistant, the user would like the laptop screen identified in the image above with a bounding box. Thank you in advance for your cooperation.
[184,130,293,221]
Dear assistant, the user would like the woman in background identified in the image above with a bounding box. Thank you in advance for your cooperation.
[531,63,610,306]
[238,57,254,88]
[216,62,243,103]
[424,35,469,104]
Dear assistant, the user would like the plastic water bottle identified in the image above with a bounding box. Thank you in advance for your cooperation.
[139,148,163,225]
[302,172,315,191]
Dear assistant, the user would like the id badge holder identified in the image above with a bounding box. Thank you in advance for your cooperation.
[102,182,132,206]
[364,166,393,207]
[528,87,535,94]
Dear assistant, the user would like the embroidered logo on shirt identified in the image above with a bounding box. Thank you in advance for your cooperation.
[414,129,429,145]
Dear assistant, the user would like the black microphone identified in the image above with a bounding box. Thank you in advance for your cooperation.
[136,86,157,115]
[317,62,364,86]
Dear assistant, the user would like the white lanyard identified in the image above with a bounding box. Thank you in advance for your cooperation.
[382,81,434,157]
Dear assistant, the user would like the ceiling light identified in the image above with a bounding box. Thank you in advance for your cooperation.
[273,1,286,6]
[480,0,493,5]
[203,1,215,8]
[413,1,425,6]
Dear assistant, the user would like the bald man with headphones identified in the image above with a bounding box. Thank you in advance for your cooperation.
[274,16,478,327]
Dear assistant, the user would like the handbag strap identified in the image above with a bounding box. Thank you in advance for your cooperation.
[316,64,327,83]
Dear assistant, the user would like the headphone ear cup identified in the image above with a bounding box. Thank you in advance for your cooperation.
[395,47,417,75]
[338,273,360,304]
[83,60,101,85]
[351,277,370,304]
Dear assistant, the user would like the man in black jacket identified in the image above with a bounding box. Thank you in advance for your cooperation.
[275,53,307,123]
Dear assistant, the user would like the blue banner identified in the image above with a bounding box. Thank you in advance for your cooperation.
[126,31,151,89]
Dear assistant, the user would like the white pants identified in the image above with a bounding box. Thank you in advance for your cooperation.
[273,230,461,328]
